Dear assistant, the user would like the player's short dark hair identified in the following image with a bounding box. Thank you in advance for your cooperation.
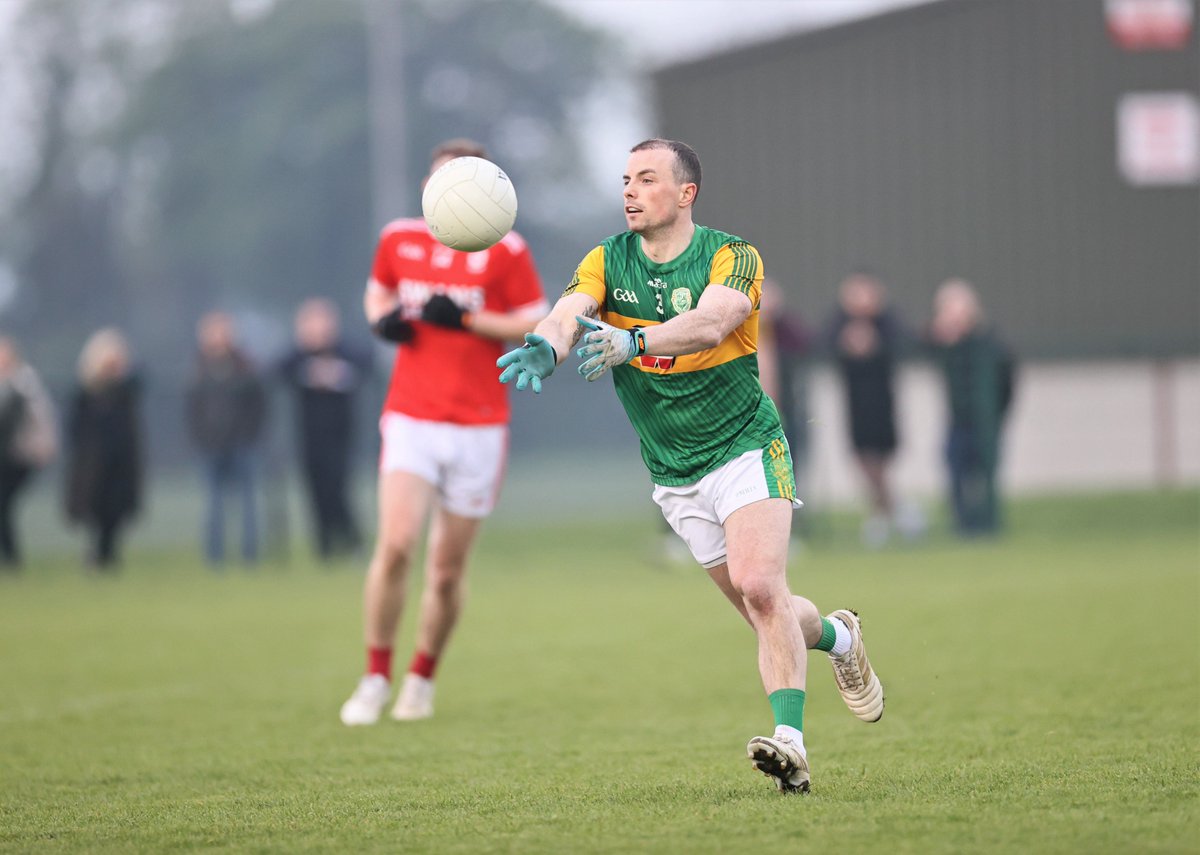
[432,138,489,162]
[630,138,702,203]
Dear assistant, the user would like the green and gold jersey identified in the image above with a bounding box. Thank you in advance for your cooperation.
[564,225,784,486]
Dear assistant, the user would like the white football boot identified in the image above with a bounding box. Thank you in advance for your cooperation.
[827,608,885,722]
[390,673,435,721]
[339,674,391,726]
[747,733,810,793]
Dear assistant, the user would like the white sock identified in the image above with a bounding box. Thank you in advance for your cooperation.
[829,615,853,656]
[774,725,806,756]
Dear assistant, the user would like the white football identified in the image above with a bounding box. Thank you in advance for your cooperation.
[421,156,518,252]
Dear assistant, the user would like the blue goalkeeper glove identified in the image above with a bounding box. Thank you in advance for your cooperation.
[575,315,646,381]
[497,333,558,393]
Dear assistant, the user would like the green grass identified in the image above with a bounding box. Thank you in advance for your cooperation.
[1,489,1197,853]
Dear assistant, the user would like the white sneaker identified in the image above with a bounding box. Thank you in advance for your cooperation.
[893,502,927,541]
[390,673,435,721]
[828,608,885,722]
[860,514,891,549]
[747,734,810,793]
[339,674,391,726]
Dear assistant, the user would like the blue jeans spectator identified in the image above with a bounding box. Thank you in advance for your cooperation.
[945,426,999,535]
[202,445,259,565]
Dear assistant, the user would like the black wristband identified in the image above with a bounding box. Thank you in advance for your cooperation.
[632,327,647,356]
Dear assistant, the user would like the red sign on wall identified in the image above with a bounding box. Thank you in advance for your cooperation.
[1105,0,1194,50]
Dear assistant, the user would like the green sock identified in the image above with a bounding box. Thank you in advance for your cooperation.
[768,688,805,732]
[814,617,837,652]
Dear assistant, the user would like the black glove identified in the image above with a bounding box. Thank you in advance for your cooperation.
[420,294,468,330]
[371,308,415,343]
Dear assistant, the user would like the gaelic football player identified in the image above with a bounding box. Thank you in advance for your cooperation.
[498,139,883,792]
[339,139,548,725]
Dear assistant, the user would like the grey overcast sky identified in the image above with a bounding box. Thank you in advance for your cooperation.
[546,0,937,66]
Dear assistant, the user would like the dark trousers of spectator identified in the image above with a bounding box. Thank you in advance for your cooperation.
[303,446,360,560]
[0,462,32,567]
[202,446,259,565]
[87,508,126,569]
[946,427,1000,535]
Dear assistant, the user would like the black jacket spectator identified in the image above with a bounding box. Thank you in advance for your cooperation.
[278,298,373,559]
[929,278,1016,536]
[63,328,143,568]
[186,353,266,454]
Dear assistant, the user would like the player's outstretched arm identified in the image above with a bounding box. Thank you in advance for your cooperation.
[574,285,752,381]
[497,292,598,394]
[646,284,752,355]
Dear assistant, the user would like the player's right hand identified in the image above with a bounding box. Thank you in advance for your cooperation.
[371,308,415,344]
[497,333,557,394]
[575,315,640,381]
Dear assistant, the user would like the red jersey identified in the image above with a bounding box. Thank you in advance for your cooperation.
[370,218,546,425]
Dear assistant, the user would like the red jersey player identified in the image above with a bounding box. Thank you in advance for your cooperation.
[340,139,548,726]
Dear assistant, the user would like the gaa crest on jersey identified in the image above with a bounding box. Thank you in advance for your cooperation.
[671,288,693,314]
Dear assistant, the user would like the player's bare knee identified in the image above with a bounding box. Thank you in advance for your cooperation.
[734,575,788,617]
[425,567,464,601]
[372,538,415,581]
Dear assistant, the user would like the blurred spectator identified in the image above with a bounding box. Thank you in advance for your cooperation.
[929,278,1016,536]
[64,328,143,570]
[759,278,813,488]
[186,311,267,567]
[278,298,373,561]
[825,270,923,547]
[0,336,58,568]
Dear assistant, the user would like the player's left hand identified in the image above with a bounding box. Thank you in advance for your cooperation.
[497,333,558,394]
[575,315,643,381]
[420,294,468,329]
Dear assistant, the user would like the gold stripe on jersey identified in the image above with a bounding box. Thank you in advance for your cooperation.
[717,242,760,295]
[597,309,760,375]
[597,241,763,374]
[644,317,759,375]
[562,245,606,303]
[565,241,764,375]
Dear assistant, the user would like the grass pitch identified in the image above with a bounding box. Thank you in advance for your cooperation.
[1,488,1197,853]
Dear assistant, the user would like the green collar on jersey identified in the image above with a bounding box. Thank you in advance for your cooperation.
[633,223,704,275]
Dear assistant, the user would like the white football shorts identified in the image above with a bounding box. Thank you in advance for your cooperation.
[379,412,508,518]
[653,447,803,569]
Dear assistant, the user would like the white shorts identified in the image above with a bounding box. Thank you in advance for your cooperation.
[379,412,508,518]
[653,447,803,570]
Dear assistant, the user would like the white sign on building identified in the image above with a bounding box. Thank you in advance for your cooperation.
[1117,92,1200,185]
